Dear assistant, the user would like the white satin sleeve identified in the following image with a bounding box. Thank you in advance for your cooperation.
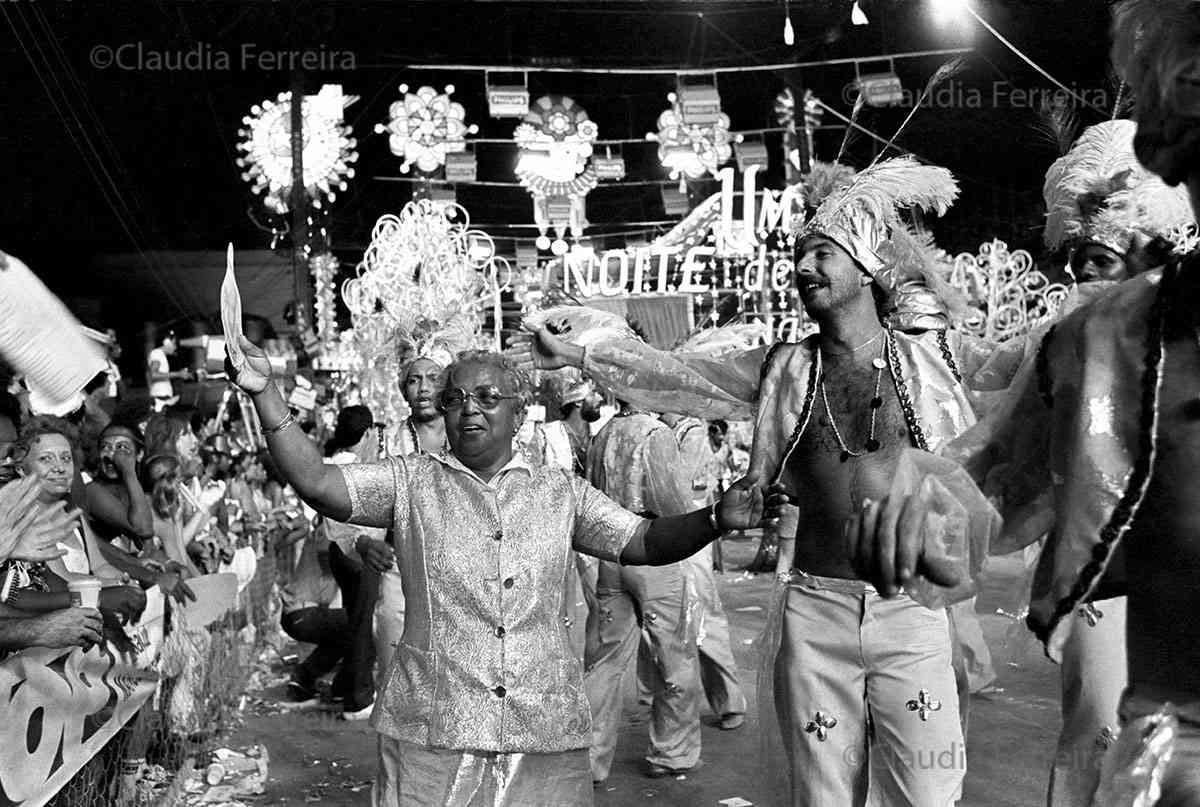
[582,339,769,420]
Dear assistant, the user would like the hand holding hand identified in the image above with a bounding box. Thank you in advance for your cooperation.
[504,325,583,372]
[845,494,962,597]
[762,483,799,537]
[356,536,396,574]
[224,335,273,395]
[714,473,764,532]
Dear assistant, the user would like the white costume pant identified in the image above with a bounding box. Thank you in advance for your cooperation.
[774,574,964,807]
[584,561,701,781]
[1047,596,1127,807]
[682,545,747,718]
[372,570,405,807]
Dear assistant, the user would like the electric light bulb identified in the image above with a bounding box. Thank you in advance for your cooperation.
[931,0,968,26]
[851,0,868,25]
[784,15,795,45]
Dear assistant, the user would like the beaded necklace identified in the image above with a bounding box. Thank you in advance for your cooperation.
[818,332,889,461]
[407,419,448,456]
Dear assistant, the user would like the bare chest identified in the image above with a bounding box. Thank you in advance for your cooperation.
[784,364,914,522]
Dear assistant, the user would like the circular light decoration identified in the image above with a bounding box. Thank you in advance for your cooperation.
[236,85,359,215]
[374,84,478,174]
[648,92,733,189]
[514,95,600,253]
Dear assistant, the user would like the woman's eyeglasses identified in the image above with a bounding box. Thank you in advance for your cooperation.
[438,385,519,411]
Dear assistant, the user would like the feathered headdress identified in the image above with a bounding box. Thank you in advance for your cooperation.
[337,201,493,425]
[800,161,857,210]
[1111,0,1200,185]
[797,156,959,293]
[1043,120,1195,256]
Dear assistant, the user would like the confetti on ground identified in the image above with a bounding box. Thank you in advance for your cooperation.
[718,798,754,807]
[734,606,762,612]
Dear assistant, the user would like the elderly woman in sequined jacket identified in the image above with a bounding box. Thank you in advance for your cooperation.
[225,339,775,807]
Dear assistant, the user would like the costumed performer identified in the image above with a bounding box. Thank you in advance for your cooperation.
[225,337,782,807]
[1039,116,1197,807]
[861,3,1200,803]
[513,156,1000,807]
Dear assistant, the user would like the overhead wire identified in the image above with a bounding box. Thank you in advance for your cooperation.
[1,4,195,317]
[29,3,209,315]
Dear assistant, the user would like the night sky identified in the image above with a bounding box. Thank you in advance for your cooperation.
[3,0,1112,310]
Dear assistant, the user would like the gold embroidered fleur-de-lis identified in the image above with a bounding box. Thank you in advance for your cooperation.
[1095,725,1118,751]
[906,689,942,721]
[1078,602,1104,627]
[804,711,838,741]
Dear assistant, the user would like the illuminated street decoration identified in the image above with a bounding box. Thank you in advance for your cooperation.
[236,84,359,214]
[513,95,599,255]
[648,91,734,190]
[942,240,1070,342]
[375,84,478,174]
[309,252,339,351]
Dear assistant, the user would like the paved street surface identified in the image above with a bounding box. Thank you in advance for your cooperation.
[232,538,1060,806]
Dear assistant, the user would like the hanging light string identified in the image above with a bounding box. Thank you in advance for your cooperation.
[388,49,971,76]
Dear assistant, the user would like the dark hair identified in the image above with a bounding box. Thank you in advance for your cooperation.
[326,405,374,456]
[140,453,180,486]
[143,410,192,458]
[100,420,144,447]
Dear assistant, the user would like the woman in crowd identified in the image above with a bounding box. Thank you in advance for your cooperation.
[1,416,145,624]
[226,337,780,807]
[141,453,218,578]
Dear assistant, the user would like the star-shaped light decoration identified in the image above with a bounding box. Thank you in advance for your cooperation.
[648,92,733,191]
[236,84,359,215]
[513,95,600,254]
[375,84,478,174]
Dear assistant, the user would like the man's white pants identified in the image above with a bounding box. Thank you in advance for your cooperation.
[775,574,964,807]
[682,545,747,719]
[584,561,701,781]
[1047,596,1127,807]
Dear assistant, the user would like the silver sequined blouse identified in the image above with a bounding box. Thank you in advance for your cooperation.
[339,451,646,752]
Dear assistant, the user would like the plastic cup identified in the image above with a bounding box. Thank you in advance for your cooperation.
[68,577,102,609]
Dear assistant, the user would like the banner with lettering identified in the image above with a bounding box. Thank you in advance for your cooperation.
[0,645,159,807]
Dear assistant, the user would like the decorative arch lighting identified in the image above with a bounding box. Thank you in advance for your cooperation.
[513,95,600,253]
[236,84,359,215]
[375,84,478,174]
